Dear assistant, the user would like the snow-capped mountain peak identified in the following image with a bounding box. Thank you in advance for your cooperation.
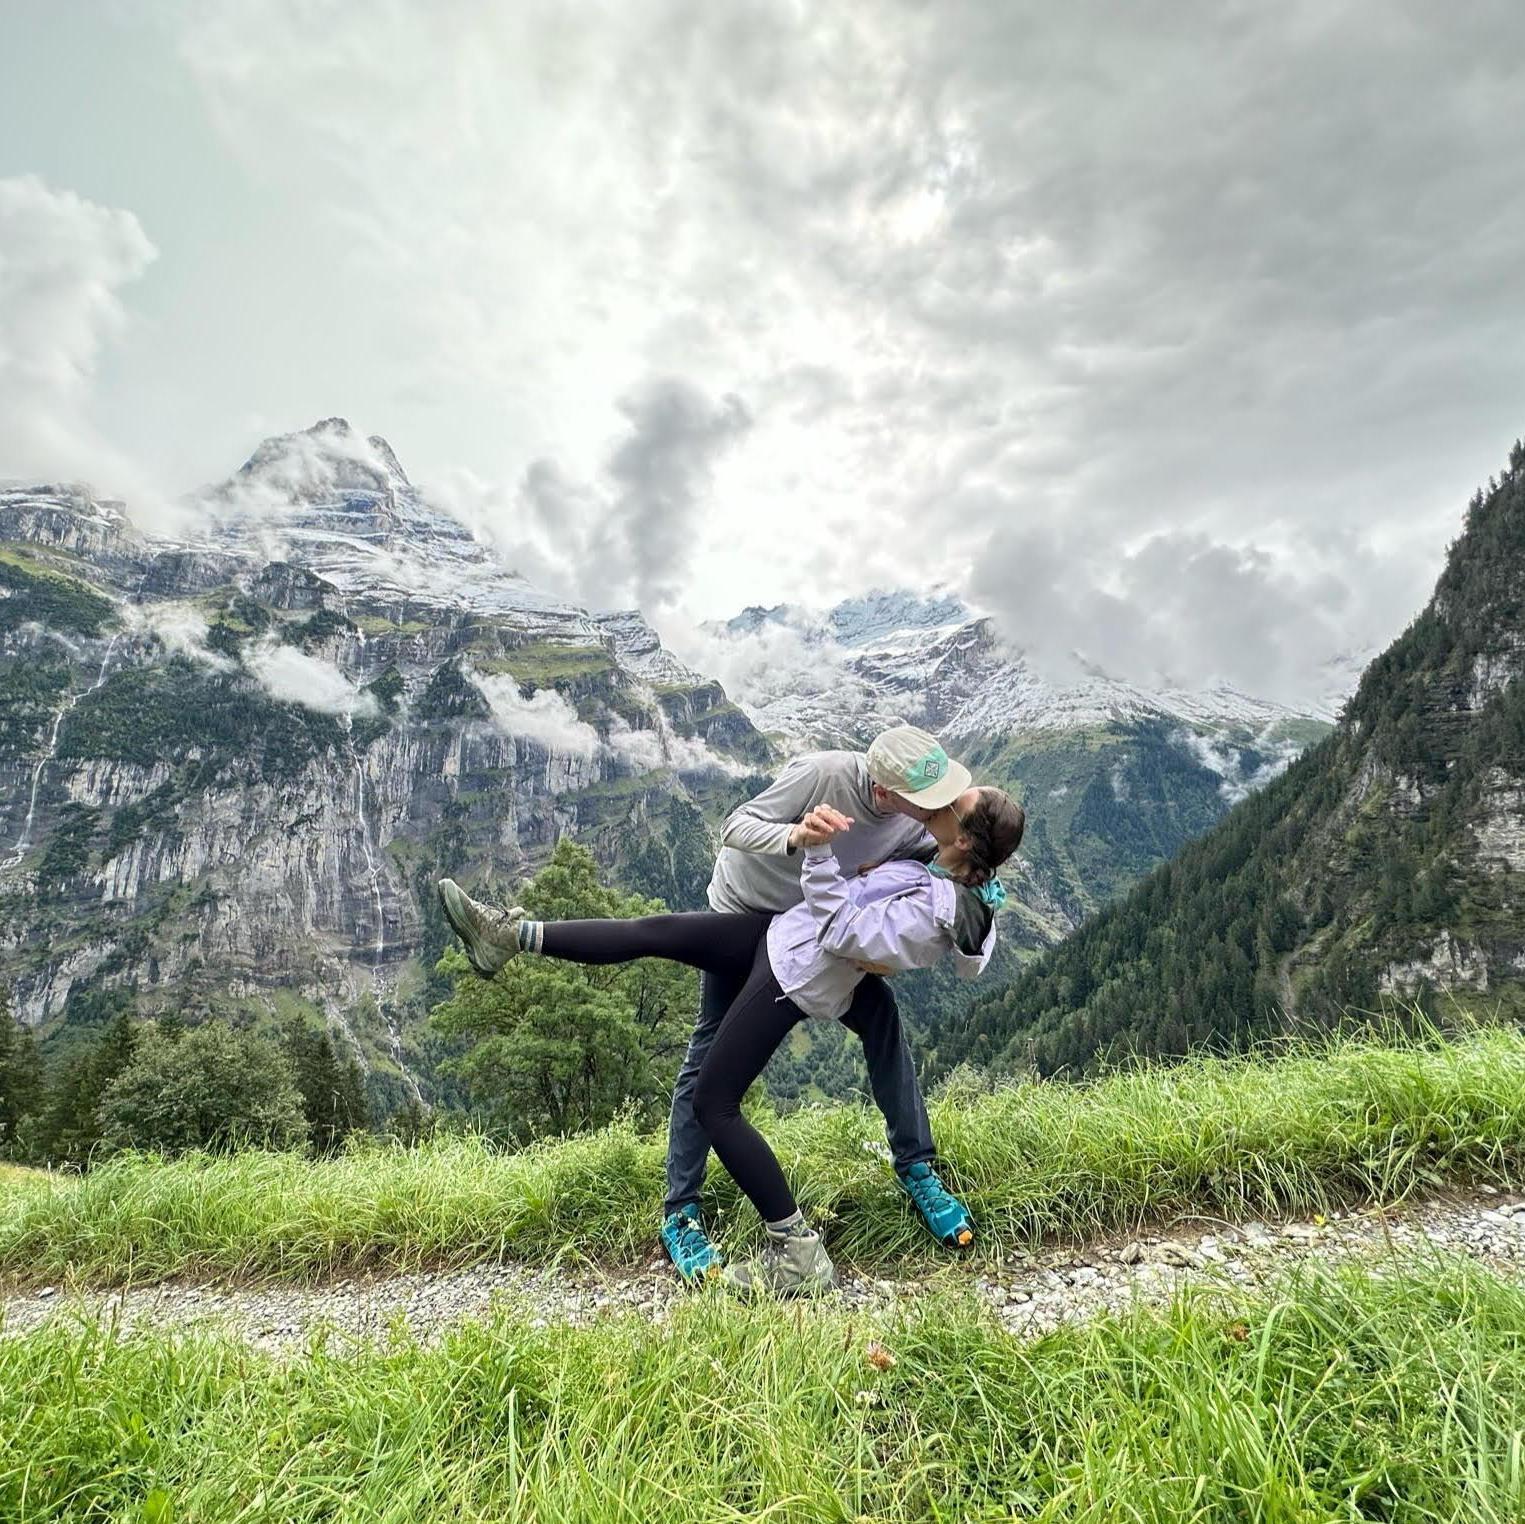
[233,417,413,499]
[824,587,971,647]
[175,419,588,625]
[699,589,1350,801]
[719,587,970,650]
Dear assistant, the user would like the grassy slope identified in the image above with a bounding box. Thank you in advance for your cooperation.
[4,1258,1524,1521]
[0,544,118,636]
[0,1163,58,1197]
[4,1026,1523,1287]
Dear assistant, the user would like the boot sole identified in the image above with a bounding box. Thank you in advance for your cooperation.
[437,879,506,980]
[776,1276,838,1299]
[934,1226,975,1248]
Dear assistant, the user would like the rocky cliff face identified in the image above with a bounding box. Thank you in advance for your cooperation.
[0,421,768,1106]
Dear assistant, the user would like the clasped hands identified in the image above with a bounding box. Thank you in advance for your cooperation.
[788,804,855,850]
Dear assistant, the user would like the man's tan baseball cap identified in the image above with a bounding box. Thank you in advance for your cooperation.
[866,724,972,811]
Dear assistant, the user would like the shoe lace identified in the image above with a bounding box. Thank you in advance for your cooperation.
[669,1214,712,1261]
[906,1167,958,1217]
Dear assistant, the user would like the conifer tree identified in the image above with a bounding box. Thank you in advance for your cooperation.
[0,988,42,1158]
[285,1021,371,1154]
[36,1007,140,1165]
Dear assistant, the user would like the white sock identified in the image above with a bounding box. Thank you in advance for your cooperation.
[766,1209,807,1238]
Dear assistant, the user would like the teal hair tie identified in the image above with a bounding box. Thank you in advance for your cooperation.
[928,863,1007,909]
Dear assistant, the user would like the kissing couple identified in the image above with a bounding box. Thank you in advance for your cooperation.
[440,724,1024,1295]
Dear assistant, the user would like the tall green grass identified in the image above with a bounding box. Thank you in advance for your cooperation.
[4,1026,1524,1287]
[4,1256,1525,1521]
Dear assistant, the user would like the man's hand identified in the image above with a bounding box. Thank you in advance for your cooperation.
[851,959,896,976]
[789,804,854,850]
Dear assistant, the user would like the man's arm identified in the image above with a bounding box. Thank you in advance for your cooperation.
[719,756,824,857]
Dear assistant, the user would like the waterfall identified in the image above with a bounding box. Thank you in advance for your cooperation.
[344,711,425,1110]
[3,631,123,873]
[347,725,388,964]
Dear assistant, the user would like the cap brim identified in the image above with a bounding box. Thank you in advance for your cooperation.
[890,759,972,812]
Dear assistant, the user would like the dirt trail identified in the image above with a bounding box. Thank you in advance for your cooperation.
[5,1187,1523,1353]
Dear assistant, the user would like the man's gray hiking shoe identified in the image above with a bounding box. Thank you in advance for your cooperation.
[721,1225,836,1298]
[437,878,524,977]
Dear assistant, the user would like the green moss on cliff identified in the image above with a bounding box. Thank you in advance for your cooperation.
[288,607,356,647]
[416,660,489,720]
[0,549,116,637]
[0,658,71,755]
[474,640,614,686]
[36,804,101,899]
[56,660,344,781]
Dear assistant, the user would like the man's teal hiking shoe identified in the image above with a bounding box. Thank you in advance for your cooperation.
[662,1203,723,1284]
[899,1162,974,1247]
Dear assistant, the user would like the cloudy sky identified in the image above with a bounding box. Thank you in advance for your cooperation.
[3,0,1523,705]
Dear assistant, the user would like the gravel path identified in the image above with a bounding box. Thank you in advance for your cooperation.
[5,1187,1524,1353]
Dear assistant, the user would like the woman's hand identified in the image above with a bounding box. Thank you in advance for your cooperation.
[790,804,854,849]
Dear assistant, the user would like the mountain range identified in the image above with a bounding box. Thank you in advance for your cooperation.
[1,418,1359,1108]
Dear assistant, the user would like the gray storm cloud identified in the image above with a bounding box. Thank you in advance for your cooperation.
[514,377,752,614]
[969,520,1383,704]
[6,3,1524,707]
[599,380,752,612]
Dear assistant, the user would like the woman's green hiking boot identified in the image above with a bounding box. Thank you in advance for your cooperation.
[437,878,524,978]
[721,1223,836,1297]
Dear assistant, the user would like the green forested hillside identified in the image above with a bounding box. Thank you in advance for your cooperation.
[928,440,1525,1078]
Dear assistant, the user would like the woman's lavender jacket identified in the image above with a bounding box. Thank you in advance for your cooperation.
[766,845,997,1020]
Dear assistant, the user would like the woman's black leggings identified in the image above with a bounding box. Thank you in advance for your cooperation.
[541,913,811,1222]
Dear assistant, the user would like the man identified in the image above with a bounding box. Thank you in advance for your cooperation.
[662,723,978,1282]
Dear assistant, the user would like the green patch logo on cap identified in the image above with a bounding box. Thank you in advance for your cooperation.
[904,746,949,792]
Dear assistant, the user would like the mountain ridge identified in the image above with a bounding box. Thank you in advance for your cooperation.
[0,417,1367,1109]
[930,438,1525,1078]
[0,422,770,1109]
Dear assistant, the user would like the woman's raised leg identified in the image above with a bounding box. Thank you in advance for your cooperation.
[438,875,767,982]
[539,912,768,979]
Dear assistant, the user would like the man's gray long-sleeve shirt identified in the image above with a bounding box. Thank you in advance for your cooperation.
[705,750,936,914]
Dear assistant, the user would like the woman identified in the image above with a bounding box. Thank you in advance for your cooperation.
[437,784,1025,1295]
